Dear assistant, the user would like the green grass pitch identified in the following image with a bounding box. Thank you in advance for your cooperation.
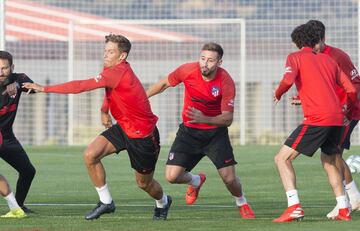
[0,145,359,230]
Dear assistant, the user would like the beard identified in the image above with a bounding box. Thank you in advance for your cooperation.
[201,67,214,77]
[0,77,10,87]
[0,71,12,87]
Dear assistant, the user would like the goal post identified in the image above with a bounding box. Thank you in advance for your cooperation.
[68,18,246,146]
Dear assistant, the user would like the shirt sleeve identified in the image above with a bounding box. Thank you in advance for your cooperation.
[44,68,121,94]
[221,75,235,112]
[337,68,358,104]
[168,64,189,87]
[16,74,34,93]
[275,54,299,100]
[338,52,360,91]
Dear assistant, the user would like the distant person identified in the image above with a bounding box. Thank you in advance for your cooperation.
[0,51,36,214]
[147,42,255,218]
[273,24,356,222]
[23,34,171,221]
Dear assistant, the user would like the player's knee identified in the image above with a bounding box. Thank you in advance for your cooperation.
[274,154,281,165]
[28,165,36,179]
[274,153,287,166]
[165,172,178,184]
[83,149,97,164]
[136,178,151,190]
[222,175,237,186]
[20,164,36,179]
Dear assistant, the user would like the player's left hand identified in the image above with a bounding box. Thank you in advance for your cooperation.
[1,82,18,98]
[186,107,206,124]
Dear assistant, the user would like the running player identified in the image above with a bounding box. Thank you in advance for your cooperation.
[23,34,171,221]
[307,20,360,219]
[273,23,356,222]
[147,42,255,219]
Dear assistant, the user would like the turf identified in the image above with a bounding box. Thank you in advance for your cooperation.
[0,145,359,230]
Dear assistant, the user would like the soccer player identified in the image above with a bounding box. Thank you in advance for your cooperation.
[273,23,357,222]
[23,34,172,221]
[306,20,360,218]
[0,51,36,214]
[146,42,255,219]
[0,173,27,218]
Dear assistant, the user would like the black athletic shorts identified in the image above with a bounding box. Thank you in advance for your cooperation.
[339,120,359,150]
[284,124,342,157]
[101,124,160,174]
[166,123,237,171]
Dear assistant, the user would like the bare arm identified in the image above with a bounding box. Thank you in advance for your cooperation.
[146,77,171,98]
[186,107,233,127]
[100,95,113,128]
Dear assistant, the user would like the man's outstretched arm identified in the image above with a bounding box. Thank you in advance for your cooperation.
[146,77,171,98]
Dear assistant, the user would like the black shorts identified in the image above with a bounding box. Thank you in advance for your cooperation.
[166,123,237,171]
[339,120,359,150]
[284,124,342,157]
[101,124,160,174]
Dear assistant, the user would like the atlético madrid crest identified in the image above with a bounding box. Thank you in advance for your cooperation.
[211,86,220,97]
[168,152,174,160]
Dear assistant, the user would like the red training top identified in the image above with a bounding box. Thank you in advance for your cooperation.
[323,45,360,120]
[44,61,158,138]
[168,62,235,129]
[275,47,357,126]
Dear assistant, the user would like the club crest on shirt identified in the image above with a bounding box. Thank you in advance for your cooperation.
[168,152,174,160]
[351,69,359,80]
[211,86,220,97]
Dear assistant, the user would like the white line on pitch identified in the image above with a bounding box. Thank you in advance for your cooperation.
[0,203,333,208]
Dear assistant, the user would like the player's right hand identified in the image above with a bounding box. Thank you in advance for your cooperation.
[22,82,45,93]
[101,112,113,128]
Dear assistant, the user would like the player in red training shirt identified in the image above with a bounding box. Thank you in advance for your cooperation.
[307,20,360,218]
[273,24,357,222]
[23,34,171,221]
[146,42,255,219]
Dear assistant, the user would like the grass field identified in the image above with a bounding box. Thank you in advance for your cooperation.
[0,145,359,231]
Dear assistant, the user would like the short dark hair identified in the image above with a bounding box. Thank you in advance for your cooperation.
[105,34,131,55]
[306,20,325,40]
[0,51,13,66]
[202,42,223,59]
[291,24,321,49]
